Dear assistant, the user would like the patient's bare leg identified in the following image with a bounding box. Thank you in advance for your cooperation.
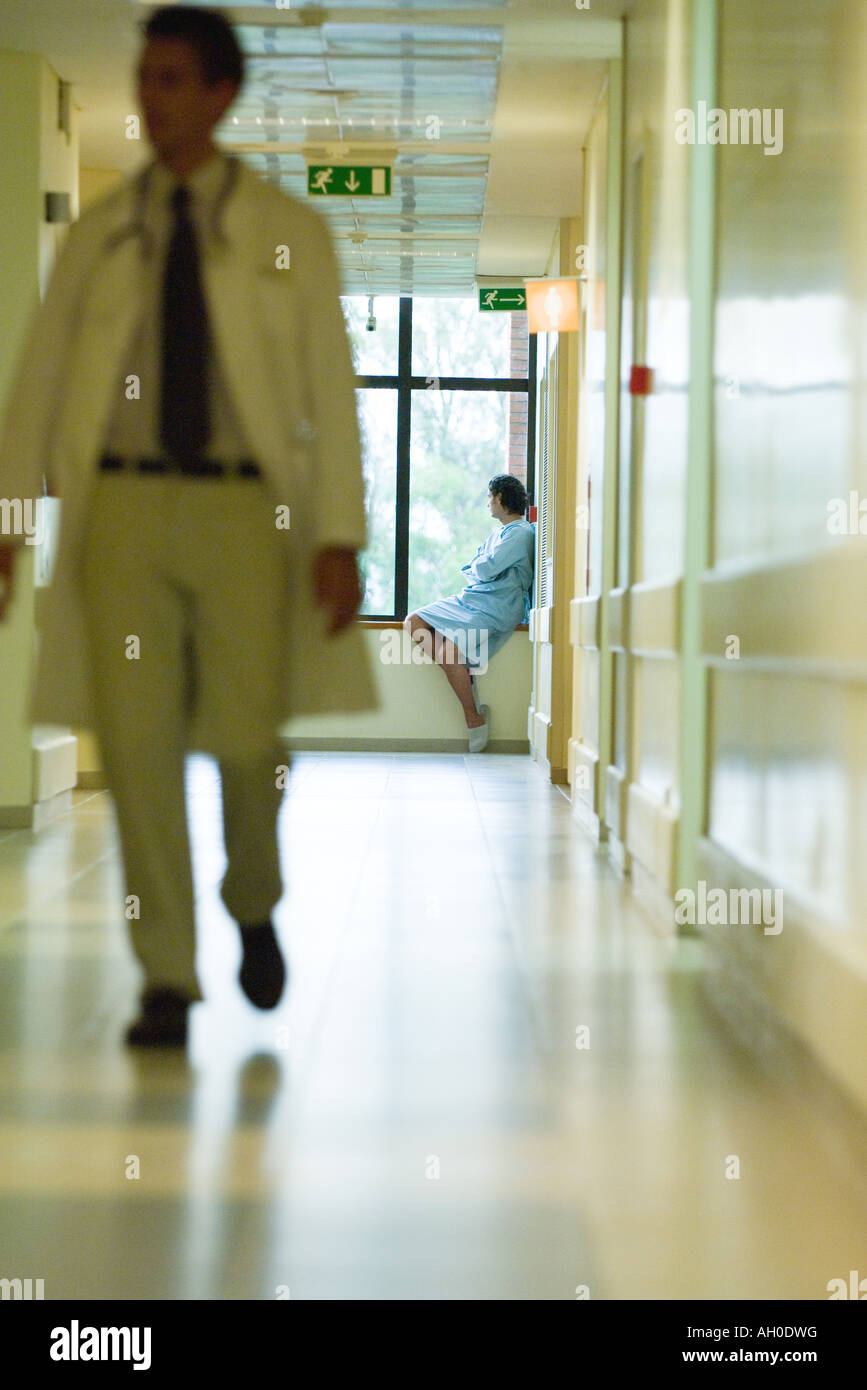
[435,635,485,728]
[404,616,484,728]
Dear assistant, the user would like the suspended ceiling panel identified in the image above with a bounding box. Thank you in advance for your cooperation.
[215,10,503,294]
[0,0,626,296]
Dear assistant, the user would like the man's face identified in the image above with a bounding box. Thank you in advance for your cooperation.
[136,37,237,159]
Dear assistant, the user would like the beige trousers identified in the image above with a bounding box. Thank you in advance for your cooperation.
[80,472,292,1001]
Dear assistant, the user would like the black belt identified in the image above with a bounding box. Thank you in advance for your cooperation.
[99,453,261,479]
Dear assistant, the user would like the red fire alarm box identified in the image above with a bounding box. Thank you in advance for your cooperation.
[629,365,654,395]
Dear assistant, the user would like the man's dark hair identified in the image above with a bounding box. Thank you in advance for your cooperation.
[143,5,244,88]
[489,474,527,517]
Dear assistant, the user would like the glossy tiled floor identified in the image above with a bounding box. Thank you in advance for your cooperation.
[0,752,864,1300]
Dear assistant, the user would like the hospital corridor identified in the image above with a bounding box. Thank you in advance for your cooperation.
[0,0,866,1338]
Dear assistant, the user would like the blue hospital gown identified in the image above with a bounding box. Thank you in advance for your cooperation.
[415,518,536,670]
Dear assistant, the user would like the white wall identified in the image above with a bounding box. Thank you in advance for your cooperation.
[285,625,532,750]
[0,52,78,824]
[76,625,532,779]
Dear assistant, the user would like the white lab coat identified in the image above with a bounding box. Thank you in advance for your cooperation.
[0,156,379,732]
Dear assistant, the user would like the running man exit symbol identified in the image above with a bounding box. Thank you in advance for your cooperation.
[479,288,527,311]
[307,166,393,197]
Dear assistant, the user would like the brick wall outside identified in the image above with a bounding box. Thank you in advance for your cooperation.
[507,311,529,486]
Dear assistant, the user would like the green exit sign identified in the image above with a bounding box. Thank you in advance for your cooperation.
[479,288,527,311]
[307,165,393,197]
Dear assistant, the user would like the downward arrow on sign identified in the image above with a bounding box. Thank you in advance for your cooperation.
[346,171,360,191]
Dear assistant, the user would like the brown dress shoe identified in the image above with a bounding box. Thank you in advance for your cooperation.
[125,987,191,1046]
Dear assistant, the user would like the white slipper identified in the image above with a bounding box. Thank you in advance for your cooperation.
[468,705,490,753]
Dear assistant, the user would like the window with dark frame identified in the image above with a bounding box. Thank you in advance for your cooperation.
[344,295,537,622]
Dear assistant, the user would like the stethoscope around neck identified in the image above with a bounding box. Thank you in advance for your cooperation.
[100,153,241,258]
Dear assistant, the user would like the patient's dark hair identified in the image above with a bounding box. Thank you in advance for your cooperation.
[489,474,527,517]
[143,5,244,89]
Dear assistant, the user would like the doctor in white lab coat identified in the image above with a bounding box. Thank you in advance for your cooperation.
[0,4,377,1043]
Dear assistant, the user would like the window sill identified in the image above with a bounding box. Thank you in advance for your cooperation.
[358,620,530,631]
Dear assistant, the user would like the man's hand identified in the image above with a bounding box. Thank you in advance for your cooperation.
[314,546,363,635]
[0,544,17,623]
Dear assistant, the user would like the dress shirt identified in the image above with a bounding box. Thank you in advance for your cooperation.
[101,150,252,462]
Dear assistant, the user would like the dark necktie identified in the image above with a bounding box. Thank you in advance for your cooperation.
[160,184,211,460]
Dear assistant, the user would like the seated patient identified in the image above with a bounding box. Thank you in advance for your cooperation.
[404,474,535,753]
